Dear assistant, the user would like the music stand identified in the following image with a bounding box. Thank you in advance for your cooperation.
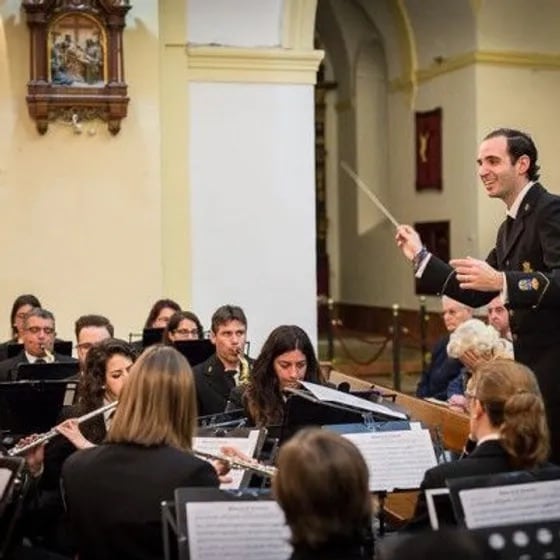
[0,456,28,559]
[142,327,164,348]
[162,487,290,560]
[197,408,247,429]
[16,361,79,381]
[6,340,72,358]
[0,380,77,437]
[447,469,560,530]
[172,340,214,367]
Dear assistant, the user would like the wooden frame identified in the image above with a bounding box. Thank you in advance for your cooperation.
[22,0,131,135]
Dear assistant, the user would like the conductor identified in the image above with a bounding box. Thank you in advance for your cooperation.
[396,128,560,464]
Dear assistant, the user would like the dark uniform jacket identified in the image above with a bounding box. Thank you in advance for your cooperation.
[418,183,560,463]
[0,351,77,382]
[62,442,219,560]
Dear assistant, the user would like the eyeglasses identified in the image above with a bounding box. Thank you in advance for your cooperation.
[174,328,199,337]
[26,326,55,335]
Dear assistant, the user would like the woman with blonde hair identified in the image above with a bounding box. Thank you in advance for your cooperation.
[273,428,374,560]
[411,359,556,528]
[61,345,219,560]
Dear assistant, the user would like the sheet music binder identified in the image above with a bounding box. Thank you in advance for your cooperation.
[161,488,289,560]
[172,340,215,367]
[0,380,78,436]
[16,361,79,381]
[447,468,560,530]
[142,327,165,349]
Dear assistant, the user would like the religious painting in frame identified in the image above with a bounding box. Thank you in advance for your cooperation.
[22,0,131,135]
[415,108,442,191]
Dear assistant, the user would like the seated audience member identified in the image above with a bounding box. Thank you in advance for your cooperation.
[143,298,181,330]
[61,345,220,560]
[416,296,473,401]
[273,428,374,560]
[486,295,512,340]
[193,305,252,416]
[231,325,325,426]
[411,359,557,528]
[446,318,513,411]
[0,308,76,381]
[162,310,204,344]
[0,294,42,360]
[74,314,114,373]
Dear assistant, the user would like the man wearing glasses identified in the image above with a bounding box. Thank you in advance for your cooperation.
[74,314,114,373]
[0,307,77,381]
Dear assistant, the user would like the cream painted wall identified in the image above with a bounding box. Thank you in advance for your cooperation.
[0,2,163,342]
[187,0,283,47]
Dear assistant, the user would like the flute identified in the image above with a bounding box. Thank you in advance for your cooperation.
[7,401,118,457]
[194,449,278,478]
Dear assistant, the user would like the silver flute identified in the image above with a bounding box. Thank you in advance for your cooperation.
[7,401,118,456]
[194,450,278,478]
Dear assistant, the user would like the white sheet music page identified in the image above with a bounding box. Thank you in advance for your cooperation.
[0,468,11,499]
[300,381,407,420]
[343,429,437,491]
[194,430,260,490]
[186,501,291,560]
[460,479,560,529]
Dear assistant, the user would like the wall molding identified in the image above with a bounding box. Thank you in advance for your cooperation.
[186,46,324,84]
[390,49,560,92]
[282,0,318,50]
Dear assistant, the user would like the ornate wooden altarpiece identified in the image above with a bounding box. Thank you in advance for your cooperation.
[22,0,131,135]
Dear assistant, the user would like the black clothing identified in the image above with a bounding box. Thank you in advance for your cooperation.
[0,351,77,382]
[418,183,560,463]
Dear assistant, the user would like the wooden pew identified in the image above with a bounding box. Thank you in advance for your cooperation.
[326,372,470,527]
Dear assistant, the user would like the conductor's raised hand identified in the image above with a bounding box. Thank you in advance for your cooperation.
[395,225,423,260]
[450,257,504,291]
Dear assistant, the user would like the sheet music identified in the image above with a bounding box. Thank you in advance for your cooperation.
[343,429,437,491]
[194,430,260,490]
[301,381,407,420]
[460,480,560,529]
[186,501,291,560]
[0,468,11,499]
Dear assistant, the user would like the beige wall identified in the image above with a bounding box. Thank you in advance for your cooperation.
[0,2,163,341]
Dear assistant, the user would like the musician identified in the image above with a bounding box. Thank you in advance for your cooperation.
[0,293,41,361]
[162,310,204,344]
[0,308,76,382]
[74,314,114,373]
[230,325,325,426]
[273,428,374,560]
[193,304,252,416]
[61,345,220,559]
[143,298,181,329]
[411,359,558,528]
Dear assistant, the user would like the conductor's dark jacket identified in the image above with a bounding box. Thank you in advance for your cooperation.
[62,442,219,560]
[418,183,560,463]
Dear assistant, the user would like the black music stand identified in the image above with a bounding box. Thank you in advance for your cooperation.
[0,380,77,438]
[172,340,214,367]
[161,488,289,560]
[0,456,28,559]
[197,408,247,429]
[6,340,73,358]
[16,361,79,381]
[142,327,164,348]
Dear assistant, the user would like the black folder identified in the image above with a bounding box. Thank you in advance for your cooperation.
[141,327,164,349]
[172,340,214,367]
[7,340,72,359]
[0,380,77,436]
[16,361,79,381]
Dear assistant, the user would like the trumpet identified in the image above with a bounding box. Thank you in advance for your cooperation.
[194,449,277,478]
[7,401,118,457]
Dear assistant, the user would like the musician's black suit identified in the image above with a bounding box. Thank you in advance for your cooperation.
[62,442,219,560]
[0,350,77,381]
[418,183,560,464]
[193,353,253,417]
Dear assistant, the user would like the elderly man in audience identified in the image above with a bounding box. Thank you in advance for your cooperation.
[416,296,473,401]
